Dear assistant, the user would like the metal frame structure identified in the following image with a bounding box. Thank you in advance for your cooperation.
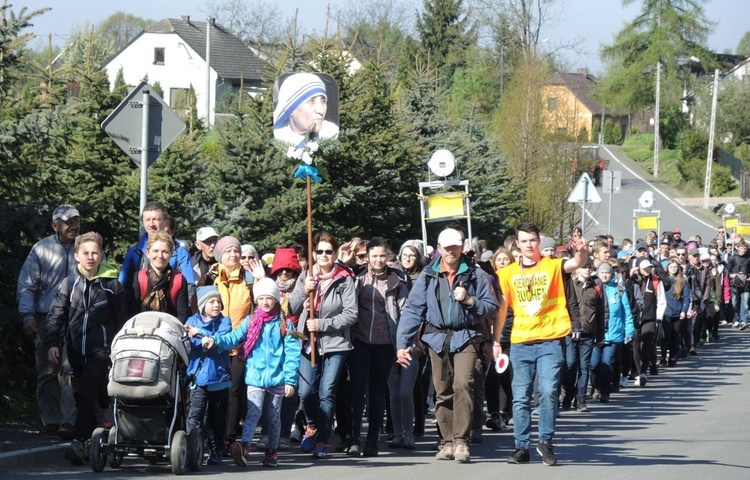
[418,179,472,248]
[632,208,661,241]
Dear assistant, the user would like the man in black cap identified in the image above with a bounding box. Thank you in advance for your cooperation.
[17,204,80,439]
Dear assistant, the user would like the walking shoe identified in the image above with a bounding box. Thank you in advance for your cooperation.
[454,444,470,463]
[719,319,728,326]
[206,449,222,465]
[230,441,250,467]
[740,323,748,331]
[388,434,405,449]
[278,437,291,450]
[668,359,677,367]
[57,423,74,441]
[650,365,659,376]
[485,413,503,431]
[576,399,590,412]
[470,427,483,444]
[689,347,697,355]
[256,435,269,450]
[312,442,329,459]
[65,439,85,466]
[403,434,415,450]
[335,435,354,453]
[634,374,648,387]
[537,441,557,466]
[300,427,317,453]
[263,450,279,467]
[733,321,740,328]
[531,408,540,416]
[347,440,362,456]
[363,440,379,457]
[619,377,629,388]
[435,442,454,460]
[507,447,530,464]
[600,393,610,403]
[289,424,301,443]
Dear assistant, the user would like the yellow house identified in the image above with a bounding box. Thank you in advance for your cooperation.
[543,70,626,140]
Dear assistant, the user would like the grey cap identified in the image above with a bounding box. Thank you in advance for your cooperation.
[540,236,557,251]
[52,205,80,222]
[597,263,613,276]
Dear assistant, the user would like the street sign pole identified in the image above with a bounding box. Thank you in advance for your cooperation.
[581,176,589,235]
[608,171,614,234]
[140,89,150,215]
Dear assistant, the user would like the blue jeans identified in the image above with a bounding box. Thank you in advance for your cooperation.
[298,351,348,444]
[590,342,622,396]
[563,336,594,402]
[732,289,749,324]
[510,340,564,449]
[241,386,282,450]
[187,386,228,451]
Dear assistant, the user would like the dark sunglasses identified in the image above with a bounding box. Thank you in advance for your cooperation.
[675,252,686,256]
[241,255,255,260]
[356,253,367,259]
[315,249,334,255]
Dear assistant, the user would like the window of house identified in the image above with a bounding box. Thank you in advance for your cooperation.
[154,48,165,65]
[547,97,558,111]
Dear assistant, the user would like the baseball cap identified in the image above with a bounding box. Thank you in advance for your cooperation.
[638,259,653,269]
[700,252,711,261]
[437,228,463,247]
[673,228,681,234]
[635,241,649,251]
[52,205,80,222]
[196,227,219,242]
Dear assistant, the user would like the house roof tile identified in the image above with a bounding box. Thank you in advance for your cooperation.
[548,72,604,115]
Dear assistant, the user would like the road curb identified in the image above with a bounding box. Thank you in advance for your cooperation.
[0,443,67,470]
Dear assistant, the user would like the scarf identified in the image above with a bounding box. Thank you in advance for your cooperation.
[313,263,343,315]
[142,266,172,312]
[277,277,298,326]
[239,304,281,360]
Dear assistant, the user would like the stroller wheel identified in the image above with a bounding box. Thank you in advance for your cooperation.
[170,430,188,475]
[107,427,123,468]
[90,428,108,472]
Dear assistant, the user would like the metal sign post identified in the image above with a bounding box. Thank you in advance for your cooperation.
[567,172,602,237]
[602,170,622,235]
[139,89,150,215]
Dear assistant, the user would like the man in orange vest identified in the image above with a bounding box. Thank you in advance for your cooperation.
[493,223,588,466]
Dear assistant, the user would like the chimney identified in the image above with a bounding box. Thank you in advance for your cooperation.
[181,15,190,24]
[577,68,588,77]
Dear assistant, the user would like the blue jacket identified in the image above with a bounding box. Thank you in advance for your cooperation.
[396,256,498,353]
[119,233,196,298]
[598,279,636,344]
[186,312,232,390]
[207,313,302,389]
[664,275,691,318]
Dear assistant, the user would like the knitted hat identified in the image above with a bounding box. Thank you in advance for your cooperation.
[214,236,241,261]
[540,236,556,251]
[597,263,613,276]
[241,244,259,260]
[399,239,426,260]
[273,73,327,129]
[253,277,280,303]
[197,286,222,314]
[271,247,302,276]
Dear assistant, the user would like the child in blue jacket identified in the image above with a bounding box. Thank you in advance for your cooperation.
[198,277,301,468]
[185,286,232,465]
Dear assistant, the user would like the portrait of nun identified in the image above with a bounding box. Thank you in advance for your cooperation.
[273,72,339,147]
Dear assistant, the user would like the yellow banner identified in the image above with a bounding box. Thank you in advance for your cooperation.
[725,217,739,229]
[425,193,467,220]
[636,216,658,230]
[736,224,750,235]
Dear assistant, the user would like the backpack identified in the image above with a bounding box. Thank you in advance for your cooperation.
[138,268,184,306]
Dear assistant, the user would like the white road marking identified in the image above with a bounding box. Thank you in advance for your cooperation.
[601,145,715,230]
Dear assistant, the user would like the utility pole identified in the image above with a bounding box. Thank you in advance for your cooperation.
[205,17,212,128]
[703,69,720,209]
[653,0,663,177]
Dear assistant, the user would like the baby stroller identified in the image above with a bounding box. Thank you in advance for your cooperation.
[89,312,202,474]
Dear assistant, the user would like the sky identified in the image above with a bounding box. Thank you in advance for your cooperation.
[16,0,750,75]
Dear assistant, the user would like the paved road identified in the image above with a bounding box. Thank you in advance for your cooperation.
[577,145,719,242]
[4,328,750,480]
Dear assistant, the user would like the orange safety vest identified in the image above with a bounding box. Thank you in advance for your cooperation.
[498,257,571,344]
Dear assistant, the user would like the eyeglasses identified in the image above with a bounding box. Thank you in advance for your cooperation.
[401,254,417,259]
[356,253,367,259]
[676,252,686,256]
[241,256,254,260]
[315,249,334,255]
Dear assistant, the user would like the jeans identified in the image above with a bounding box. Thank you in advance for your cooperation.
[35,313,76,427]
[348,340,394,444]
[187,387,228,451]
[241,386,282,450]
[590,342,622,396]
[429,345,477,447]
[298,351,348,444]
[225,355,246,443]
[732,289,749,324]
[388,354,419,437]
[510,339,564,449]
[563,336,594,402]
[633,321,655,375]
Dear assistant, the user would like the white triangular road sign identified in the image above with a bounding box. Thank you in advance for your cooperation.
[567,173,602,203]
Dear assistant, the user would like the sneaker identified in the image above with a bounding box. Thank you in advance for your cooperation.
[363,440,378,457]
[720,319,728,326]
[65,439,85,466]
[576,399,590,412]
[230,441,250,467]
[733,321,740,328]
[650,365,659,376]
[485,413,503,431]
[507,447,530,464]
[388,434,405,449]
[435,442,454,460]
[537,441,557,466]
[403,434,415,450]
[689,347,697,355]
[206,449,222,465]
[278,437,291,450]
[57,423,74,441]
[600,393,610,403]
[619,377,629,388]
[740,323,748,331]
[312,442,329,459]
[335,435,354,453]
[635,374,648,387]
[256,435,269,450]
[454,444,470,463]
[300,427,317,453]
[531,408,540,416]
[347,442,362,456]
[289,425,301,443]
[591,389,601,400]
[263,450,279,467]
[470,427,483,444]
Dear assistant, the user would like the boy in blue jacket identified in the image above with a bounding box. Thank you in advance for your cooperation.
[197,277,301,468]
[185,286,232,465]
